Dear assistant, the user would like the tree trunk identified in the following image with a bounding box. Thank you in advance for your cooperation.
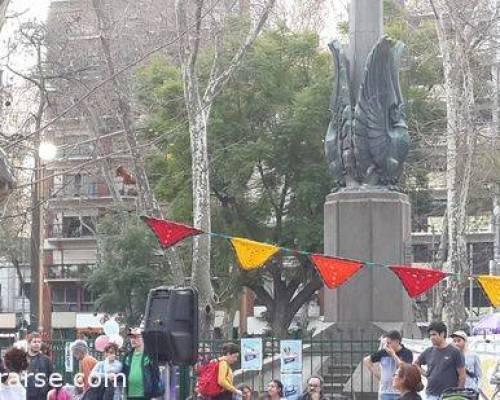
[431,0,478,330]
[92,0,186,285]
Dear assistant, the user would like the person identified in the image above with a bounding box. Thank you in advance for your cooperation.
[299,375,328,400]
[122,327,163,400]
[0,346,28,400]
[364,330,414,400]
[211,342,242,400]
[267,379,286,400]
[414,321,466,400]
[392,363,424,400]
[91,342,123,400]
[450,330,481,391]
[238,384,254,400]
[71,339,97,393]
[47,386,72,400]
[26,331,55,400]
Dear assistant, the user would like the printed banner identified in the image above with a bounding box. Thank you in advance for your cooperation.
[230,237,280,270]
[280,340,302,373]
[281,373,302,400]
[65,342,73,373]
[241,338,263,371]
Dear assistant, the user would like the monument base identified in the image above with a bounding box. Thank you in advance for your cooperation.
[323,189,415,332]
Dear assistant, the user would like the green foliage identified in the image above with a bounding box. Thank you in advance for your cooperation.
[87,214,167,325]
[137,26,333,331]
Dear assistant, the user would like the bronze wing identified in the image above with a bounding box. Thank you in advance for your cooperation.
[325,40,353,186]
[353,35,406,184]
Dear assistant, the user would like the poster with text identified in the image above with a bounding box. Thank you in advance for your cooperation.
[241,338,263,371]
[65,342,73,372]
[280,340,302,372]
[281,373,302,400]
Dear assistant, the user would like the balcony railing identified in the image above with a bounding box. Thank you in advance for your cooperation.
[47,264,96,280]
[47,222,96,239]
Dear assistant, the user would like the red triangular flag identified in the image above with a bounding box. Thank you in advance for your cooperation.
[142,216,203,247]
[310,254,364,289]
[389,265,447,298]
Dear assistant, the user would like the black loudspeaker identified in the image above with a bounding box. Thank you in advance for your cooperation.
[143,286,199,366]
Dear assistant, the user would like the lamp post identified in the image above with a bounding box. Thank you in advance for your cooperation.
[31,142,57,331]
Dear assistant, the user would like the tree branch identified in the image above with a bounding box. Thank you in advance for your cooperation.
[203,0,276,105]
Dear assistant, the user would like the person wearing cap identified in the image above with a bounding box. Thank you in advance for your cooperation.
[364,330,414,400]
[71,339,97,393]
[122,327,163,400]
[451,330,482,391]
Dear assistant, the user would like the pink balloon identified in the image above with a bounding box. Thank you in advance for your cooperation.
[95,335,110,352]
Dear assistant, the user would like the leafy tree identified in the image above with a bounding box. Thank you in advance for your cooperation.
[87,214,167,325]
[138,26,333,336]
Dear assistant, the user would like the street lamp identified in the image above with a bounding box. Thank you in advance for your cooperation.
[38,142,57,162]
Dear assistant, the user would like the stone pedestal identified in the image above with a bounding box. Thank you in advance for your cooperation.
[323,190,413,329]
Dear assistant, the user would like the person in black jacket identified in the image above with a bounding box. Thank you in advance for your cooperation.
[27,332,54,400]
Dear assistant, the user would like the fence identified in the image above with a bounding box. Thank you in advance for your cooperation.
[49,327,415,400]
[191,328,403,400]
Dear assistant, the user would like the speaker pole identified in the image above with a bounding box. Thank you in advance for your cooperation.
[163,364,171,400]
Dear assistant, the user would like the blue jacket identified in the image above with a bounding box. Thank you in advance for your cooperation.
[122,351,163,400]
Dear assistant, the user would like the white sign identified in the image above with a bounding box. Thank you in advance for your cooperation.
[65,342,73,373]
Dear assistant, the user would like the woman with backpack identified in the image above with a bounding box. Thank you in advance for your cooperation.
[198,342,242,399]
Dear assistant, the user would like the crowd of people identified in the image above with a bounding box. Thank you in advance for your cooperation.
[197,321,499,400]
[0,327,163,400]
[0,321,497,400]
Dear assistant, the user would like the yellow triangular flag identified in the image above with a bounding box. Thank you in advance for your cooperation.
[230,237,280,270]
[477,275,500,307]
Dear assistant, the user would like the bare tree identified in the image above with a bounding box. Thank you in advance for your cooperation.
[174,0,276,327]
[429,0,496,329]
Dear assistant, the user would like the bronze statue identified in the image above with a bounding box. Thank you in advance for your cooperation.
[325,35,409,190]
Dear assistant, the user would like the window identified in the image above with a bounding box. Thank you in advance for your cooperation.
[51,287,78,312]
[81,288,96,312]
[62,216,96,238]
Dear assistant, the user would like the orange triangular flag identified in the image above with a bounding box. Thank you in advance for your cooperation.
[477,275,500,307]
[230,237,280,270]
[310,254,364,289]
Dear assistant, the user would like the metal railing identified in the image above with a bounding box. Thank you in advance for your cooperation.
[48,328,417,400]
[47,264,96,280]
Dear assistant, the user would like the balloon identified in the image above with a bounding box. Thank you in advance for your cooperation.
[108,334,124,349]
[103,319,120,337]
[95,335,109,352]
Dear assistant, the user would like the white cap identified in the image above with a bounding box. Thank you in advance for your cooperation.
[450,330,468,341]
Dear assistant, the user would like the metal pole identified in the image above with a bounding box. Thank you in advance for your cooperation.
[469,244,473,320]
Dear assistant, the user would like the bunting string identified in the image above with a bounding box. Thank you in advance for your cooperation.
[142,216,500,306]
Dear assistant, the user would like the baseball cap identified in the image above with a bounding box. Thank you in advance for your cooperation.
[450,330,468,341]
[127,327,142,336]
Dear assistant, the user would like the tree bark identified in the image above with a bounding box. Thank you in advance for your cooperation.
[92,0,186,285]
[430,0,482,330]
[174,0,276,324]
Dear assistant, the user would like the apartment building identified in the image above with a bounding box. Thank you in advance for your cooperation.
[41,0,169,333]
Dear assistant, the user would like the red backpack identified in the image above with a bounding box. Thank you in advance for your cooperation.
[197,359,223,397]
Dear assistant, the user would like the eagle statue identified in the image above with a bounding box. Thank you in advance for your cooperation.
[325,35,410,190]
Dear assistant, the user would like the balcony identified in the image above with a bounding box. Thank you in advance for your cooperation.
[46,218,96,245]
[46,264,96,282]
